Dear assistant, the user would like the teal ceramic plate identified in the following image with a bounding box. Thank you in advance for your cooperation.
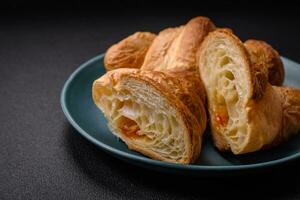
[61,54,300,175]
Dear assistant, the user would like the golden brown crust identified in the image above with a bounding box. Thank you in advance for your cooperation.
[245,84,283,152]
[93,68,206,163]
[244,40,285,86]
[141,27,183,71]
[137,70,207,121]
[104,16,215,75]
[141,16,215,75]
[104,32,156,71]
[274,86,300,140]
[248,57,269,100]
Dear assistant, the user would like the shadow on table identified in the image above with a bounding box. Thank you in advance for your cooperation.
[64,123,300,199]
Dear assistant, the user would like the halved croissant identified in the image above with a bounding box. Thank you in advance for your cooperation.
[104,32,156,71]
[198,29,300,154]
[92,69,206,163]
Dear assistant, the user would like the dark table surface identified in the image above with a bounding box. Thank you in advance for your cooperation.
[1,10,300,199]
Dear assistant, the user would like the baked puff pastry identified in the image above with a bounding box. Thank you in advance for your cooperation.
[92,69,207,163]
[141,16,215,75]
[198,29,300,154]
[104,32,156,71]
[104,17,215,74]
[244,39,285,86]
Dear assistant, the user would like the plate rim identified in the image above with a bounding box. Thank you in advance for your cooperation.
[60,53,300,171]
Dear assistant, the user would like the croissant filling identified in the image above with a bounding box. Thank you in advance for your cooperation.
[95,81,188,161]
[203,46,248,151]
[118,116,140,138]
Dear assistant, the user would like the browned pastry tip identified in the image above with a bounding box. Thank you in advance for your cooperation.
[140,27,183,71]
[141,16,216,75]
[244,39,285,86]
[104,32,156,71]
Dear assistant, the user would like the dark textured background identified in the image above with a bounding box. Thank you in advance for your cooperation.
[1,2,300,199]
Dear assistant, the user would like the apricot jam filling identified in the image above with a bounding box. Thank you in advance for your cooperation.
[214,106,229,128]
[118,116,140,138]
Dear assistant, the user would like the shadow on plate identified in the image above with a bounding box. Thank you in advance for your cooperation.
[64,123,300,199]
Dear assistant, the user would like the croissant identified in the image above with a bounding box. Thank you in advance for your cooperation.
[198,29,300,154]
[104,32,156,71]
[103,16,215,75]
[92,69,207,163]
[92,16,216,163]
[141,16,216,75]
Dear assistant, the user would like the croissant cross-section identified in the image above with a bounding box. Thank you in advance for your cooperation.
[199,29,300,154]
[92,69,206,163]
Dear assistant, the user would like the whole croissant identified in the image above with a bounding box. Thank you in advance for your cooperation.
[198,29,300,154]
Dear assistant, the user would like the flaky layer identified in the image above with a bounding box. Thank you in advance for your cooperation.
[92,69,206,163]
[199,29,253,152]
[198,29,287,154]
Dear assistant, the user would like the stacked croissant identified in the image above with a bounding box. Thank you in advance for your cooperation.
[92,17,300,164]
